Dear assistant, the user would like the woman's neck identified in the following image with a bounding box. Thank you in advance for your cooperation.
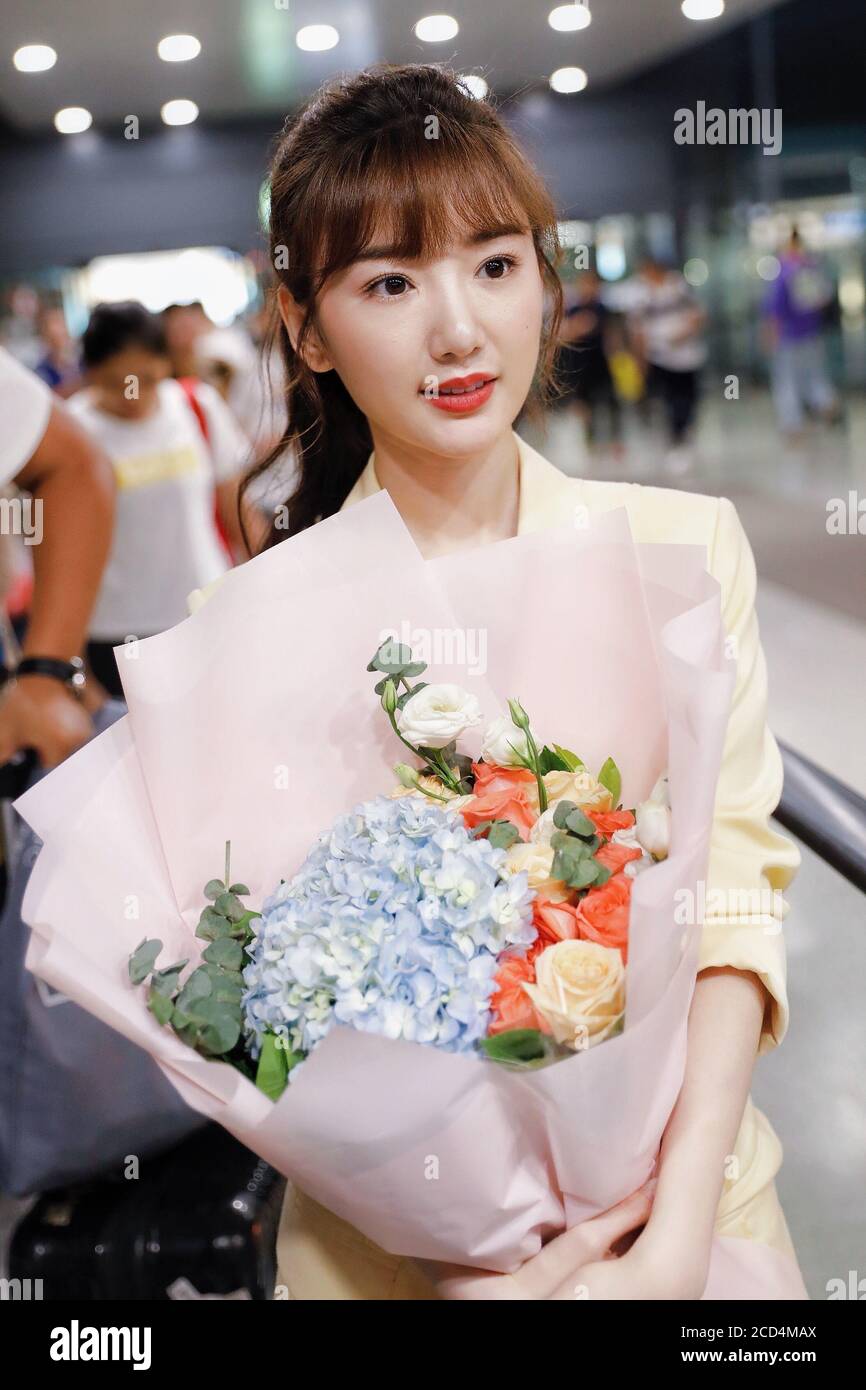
[368,429,521,559]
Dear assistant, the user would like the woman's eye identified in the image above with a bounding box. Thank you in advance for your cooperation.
[480,255,517,280]
[367,274,409,298]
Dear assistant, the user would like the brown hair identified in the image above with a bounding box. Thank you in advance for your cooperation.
[241,63,564,553]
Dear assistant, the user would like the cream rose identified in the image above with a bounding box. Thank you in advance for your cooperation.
[502,841,571,901]
[480,714,531,767]
[395,684,482,749]
[521,939,625,1049]
[542,769,613,815]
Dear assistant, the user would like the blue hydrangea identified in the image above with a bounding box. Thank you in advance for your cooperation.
[241,794,536,1079]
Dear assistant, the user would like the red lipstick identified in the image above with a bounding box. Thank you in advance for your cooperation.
[422,372,497,413]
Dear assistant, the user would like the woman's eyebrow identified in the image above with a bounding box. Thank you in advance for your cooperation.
[353,223,527,264]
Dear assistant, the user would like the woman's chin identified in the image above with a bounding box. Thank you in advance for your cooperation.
[405,397,515,457]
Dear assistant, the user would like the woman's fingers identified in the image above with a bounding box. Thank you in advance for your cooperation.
[516,1183,655,1300]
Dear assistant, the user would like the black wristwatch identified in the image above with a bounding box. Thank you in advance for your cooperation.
[13,655,87,697]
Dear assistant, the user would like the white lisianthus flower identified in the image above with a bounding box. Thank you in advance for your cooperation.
[635,799,671,859]
[480,714,531,767]
[649,773,671,808]
[395,683,482,749]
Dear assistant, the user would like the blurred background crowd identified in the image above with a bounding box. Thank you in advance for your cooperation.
[0,0,863,1302]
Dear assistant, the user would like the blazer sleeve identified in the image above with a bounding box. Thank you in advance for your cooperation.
[700,496,801,1055]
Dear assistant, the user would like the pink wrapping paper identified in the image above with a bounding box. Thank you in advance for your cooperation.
[16,492,804,1296]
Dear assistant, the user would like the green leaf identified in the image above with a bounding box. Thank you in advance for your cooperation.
[486,819,521,850]
[147,988,174,1026]
[598,756,622,808]
[228,883,250,897]
[128,938,163,986]
[202,938,244,971]
[203,879,226,901]
[538,745,571,775]
[150,960,188,996]
[479,1028,548,1063]
[552,799,577,829]
[564,806,596,839]
[215,891,245,922]
[175,966,213,1018]
[195,905,232,941]
[552,743,586,772]
[197,1005,242,1056]
[255,1032,290,1101]
[555,853,600,890]
[396,681,427,710]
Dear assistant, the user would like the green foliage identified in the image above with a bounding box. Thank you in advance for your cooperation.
[597,756,622,808]
[478,1028,571,1070]
[468,818,521,849]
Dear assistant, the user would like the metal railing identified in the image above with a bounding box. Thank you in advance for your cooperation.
[775,740,866,895]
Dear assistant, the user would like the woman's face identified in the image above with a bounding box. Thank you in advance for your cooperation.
[295,226,545,460]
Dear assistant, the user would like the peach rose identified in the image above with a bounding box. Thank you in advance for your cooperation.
[488,955,552,1036]
[574,872,632,962]
[461,762,539,841]
[594,839,644,879]
[588,808,636,838]
[521,939,625,1049]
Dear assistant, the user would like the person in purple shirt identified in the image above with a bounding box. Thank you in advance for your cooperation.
[762,227,840,437]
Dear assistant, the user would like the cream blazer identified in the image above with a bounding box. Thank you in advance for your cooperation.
[191,430,803,1298]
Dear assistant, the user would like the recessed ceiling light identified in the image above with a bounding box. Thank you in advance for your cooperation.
[296,24,340,52]
[681,0,725,19]
[414,14,459,43]
[54,106,92,134]
[548,4,592,33]
[161,99,199,127]
[157,34,202,63]
[458,74,489,100]
[13,44,57,73]
[550,66,588,94]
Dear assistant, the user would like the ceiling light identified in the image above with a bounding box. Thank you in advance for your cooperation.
[161,99,199,127]
[548,4,592,32]
[681,0,725,19]
[54,106,92,134]
[414,15,459,43]
[296,24,340,51]
[550,66,588,94]
[13,44,57,72]
[157,34,201,63]
[457,74,489,100]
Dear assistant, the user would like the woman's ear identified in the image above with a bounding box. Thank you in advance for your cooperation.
[277,284,333,372]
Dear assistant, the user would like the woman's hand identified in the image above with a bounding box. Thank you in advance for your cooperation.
[416,1182,655,1300]
[547,1218,710,1301]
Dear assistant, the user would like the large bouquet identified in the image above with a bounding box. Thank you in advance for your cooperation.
[18,495,736,1273]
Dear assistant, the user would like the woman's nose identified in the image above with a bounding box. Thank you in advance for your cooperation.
[427,286,485,363]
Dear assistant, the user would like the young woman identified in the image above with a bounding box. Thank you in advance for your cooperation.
[69,302,249,699]
[227,64,807,1299]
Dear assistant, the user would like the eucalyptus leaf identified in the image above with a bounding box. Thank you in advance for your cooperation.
[563,807,596,839]
[203,938,244,971]
[198,1008,242,1056]
[147,989,174,1026]
[552,799,578,829]
[486,820,521,850]
[228,883,250,897]
[203,878,226,901]
[195,905,232,941]
[150,960,188,996]
[215,891,245,922]
[128,937,163,986]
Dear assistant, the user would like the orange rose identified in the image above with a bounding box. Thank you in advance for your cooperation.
[595,840,644,877]
[461,761,539,841]
[588,808,636,837]
[574,873,632,962]
[528,893,582,964]
[488,955,552,1036]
